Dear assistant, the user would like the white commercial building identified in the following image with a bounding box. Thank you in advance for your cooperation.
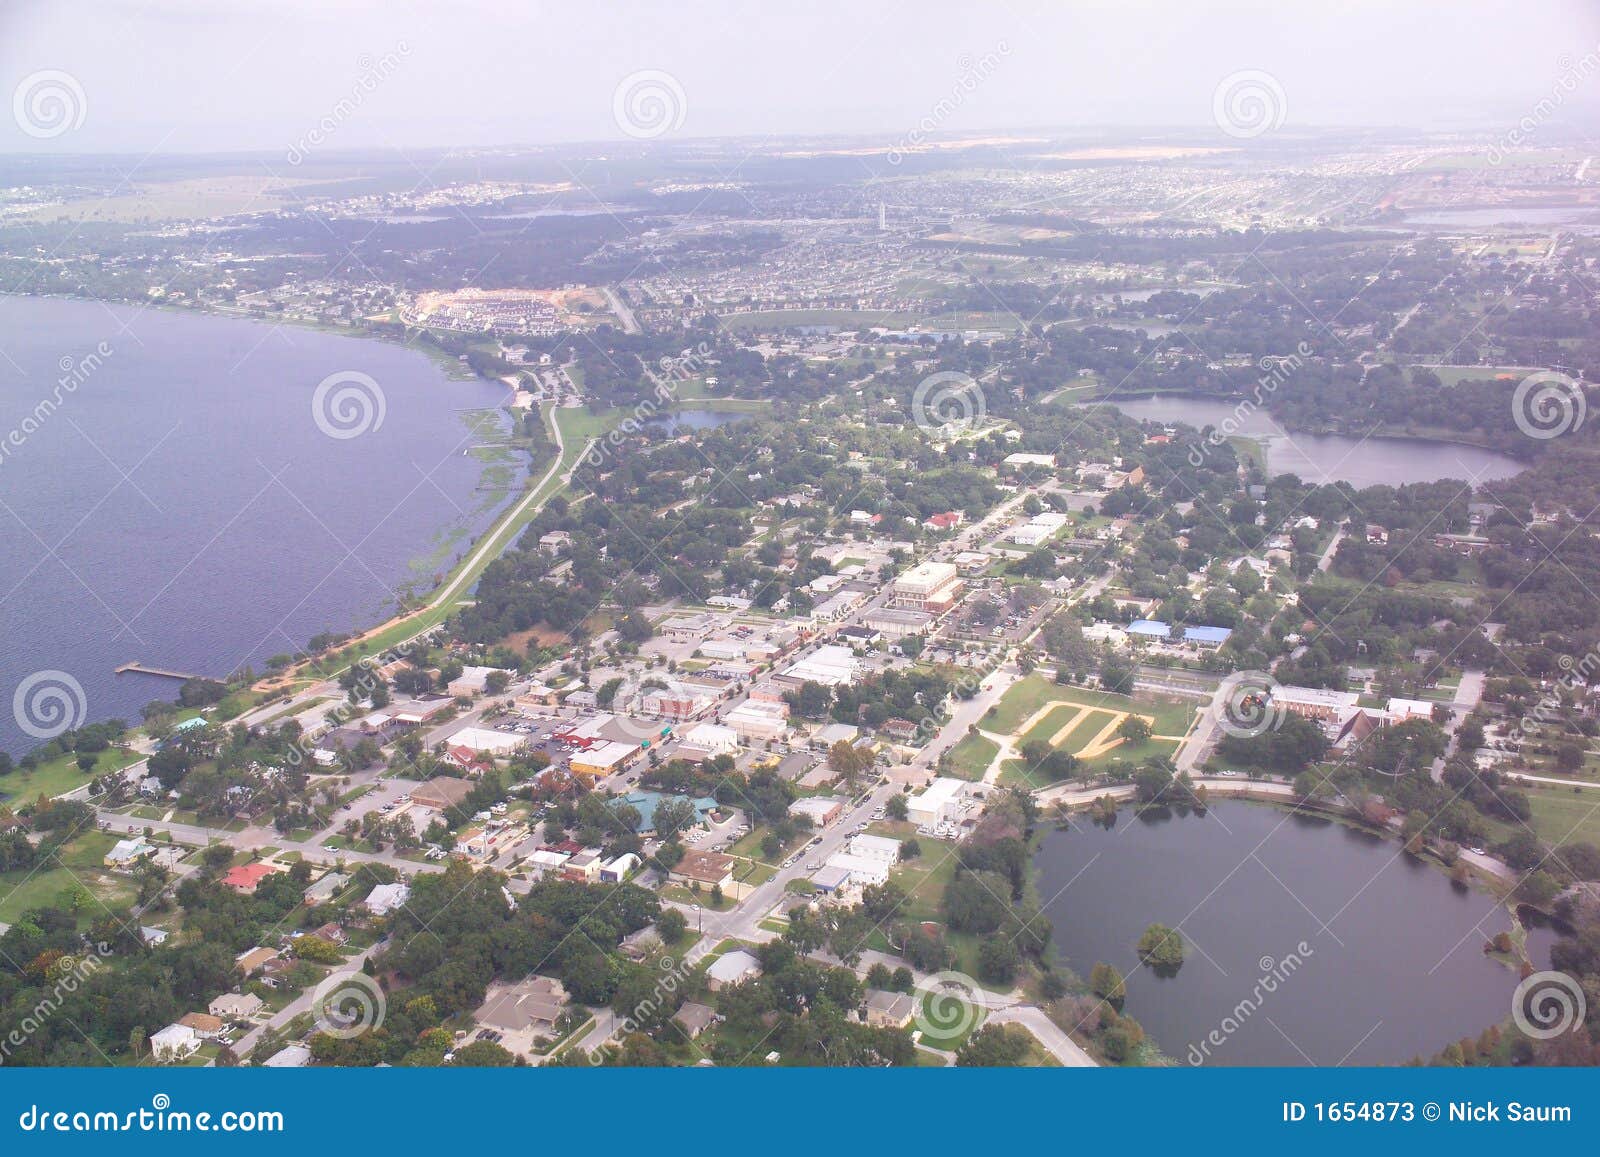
[782,644,859,687]
[848,833,902,864]
[822,851,890,887]
[725,700,789,742]
[1386,697,1437,722]
[681,722,740,756]
[908,777,967,827]
[446,726,524,756]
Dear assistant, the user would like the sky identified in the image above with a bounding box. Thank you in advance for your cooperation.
[2,0,1599,155]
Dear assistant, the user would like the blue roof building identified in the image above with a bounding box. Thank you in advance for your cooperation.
[613,790,719,834]
[1183,625,1233,647]
[1126,619,1172,639]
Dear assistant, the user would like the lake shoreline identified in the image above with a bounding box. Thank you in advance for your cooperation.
[1029,796,1552,1065]
[0,294,528,755]
[1087,387,1536,460]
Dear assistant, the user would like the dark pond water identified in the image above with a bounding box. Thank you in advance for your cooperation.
[1035,801,1539,1065]
[640,408,753,433]
[1099,394,1524,487]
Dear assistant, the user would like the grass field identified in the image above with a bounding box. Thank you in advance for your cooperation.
[1418,365,1538,386]
[887,838,960,924]
[1522,785,1600,849]
[989,676,1194,740]
[0,831,137,927]
[946,733,999,781]
[0,747,143,804]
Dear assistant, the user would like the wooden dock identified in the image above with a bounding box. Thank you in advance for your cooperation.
[114,662,207,682]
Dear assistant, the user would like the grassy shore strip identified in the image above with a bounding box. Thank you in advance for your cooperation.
[285,403,619,682]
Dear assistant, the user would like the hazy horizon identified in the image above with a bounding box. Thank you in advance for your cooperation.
[3,0,1600,156]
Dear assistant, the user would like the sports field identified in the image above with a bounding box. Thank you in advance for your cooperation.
[985,676,1195,788]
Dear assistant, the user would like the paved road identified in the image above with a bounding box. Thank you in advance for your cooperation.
[1429,667,1485,784]
[1035,774,1296,809]
[230,940,384,1061]
[1174,670,1249,774]
[1316,520,1348,572]
[1504,770,1600,791]
[985,1005,1095,1067]
[603,286,640,335]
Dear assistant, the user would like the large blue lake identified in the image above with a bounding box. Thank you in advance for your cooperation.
[0,296,518,755]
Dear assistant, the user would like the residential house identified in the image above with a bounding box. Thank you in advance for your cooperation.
[150,1023,200,1062]
[861,989,916,1028]
[705,948,762,991]
[363,882,411,916]
[209,992,264,1021]
[178,1012,224,1039]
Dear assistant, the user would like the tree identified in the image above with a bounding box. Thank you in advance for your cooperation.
[942,871,1009,935]
[956,1024,1030,1066]
[1088,961,1126,1003]
[1117,715,1152,743]
[651,797,697,842]
[828,739,871,791]
[450,1040,517,1066]
[1099,653,1135,696]
[977,937,1019,984]
[1136,923,1185,971]
[886,793,908,821]
[657,908,688,944]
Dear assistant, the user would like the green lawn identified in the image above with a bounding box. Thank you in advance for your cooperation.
[1,746,143,803]
[887,839,960,923]
[916,988,986,1050]
[0,831,138,927]
[1079,736,1181,774]
[946,733,999,781]
[988,676,1194,738]
[1522,785,1600,849]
